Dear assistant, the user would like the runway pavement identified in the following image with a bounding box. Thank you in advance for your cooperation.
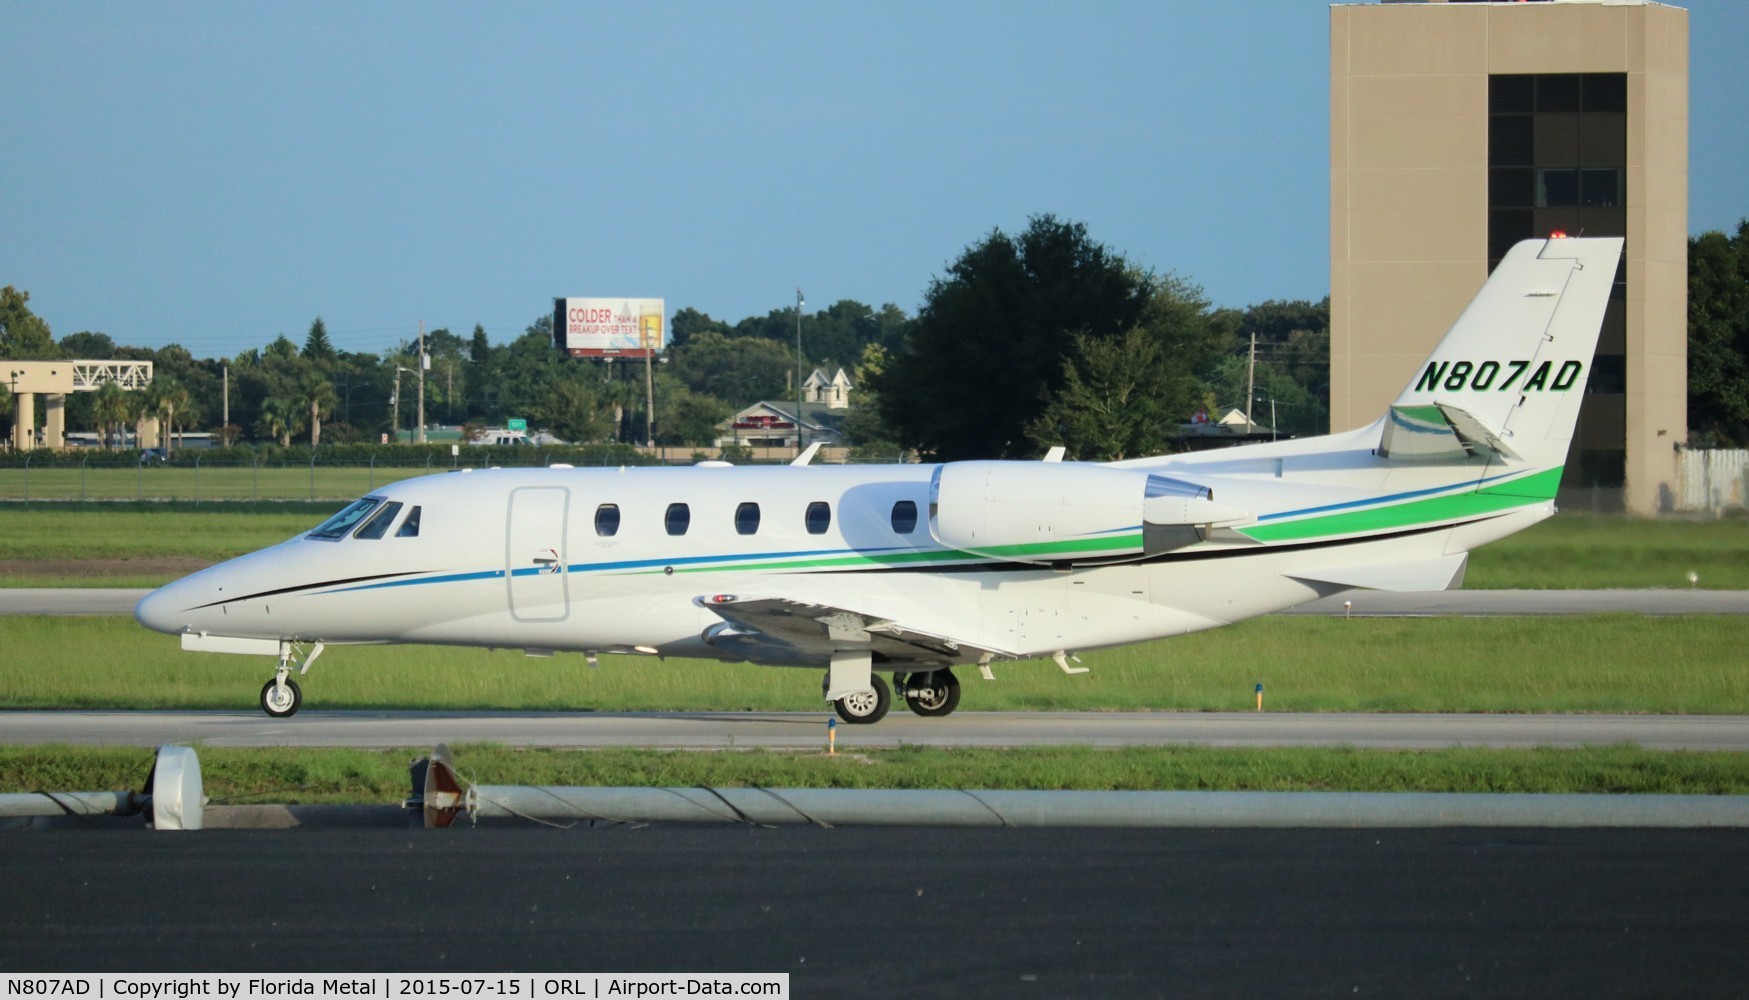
[7,586,1749,616]
[4,708,1746,750]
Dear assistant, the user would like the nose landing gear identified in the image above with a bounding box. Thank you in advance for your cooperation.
[260,640,325,718]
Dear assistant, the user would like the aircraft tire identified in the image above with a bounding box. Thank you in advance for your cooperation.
[833,673,891,725]
[904,668,961,718]
[260,678,302,718]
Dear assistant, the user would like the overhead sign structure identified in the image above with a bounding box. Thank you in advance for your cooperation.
[553,298,666,359]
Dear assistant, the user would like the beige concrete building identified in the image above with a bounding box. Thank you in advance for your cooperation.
[1330,0,1687,513]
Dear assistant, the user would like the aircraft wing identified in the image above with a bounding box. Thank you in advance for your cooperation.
[694,594,997,667]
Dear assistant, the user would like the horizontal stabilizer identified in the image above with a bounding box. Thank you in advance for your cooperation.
[1284,552,1468,593]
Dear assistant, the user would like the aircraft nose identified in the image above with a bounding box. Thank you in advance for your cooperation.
[134,583,187,635]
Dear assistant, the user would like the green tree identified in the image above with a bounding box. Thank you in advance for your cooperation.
[1688,220,1749,445]
[0,286,57,359]
[842,342,903,456]
[879,215,1154,460]
[1208,298,1330,437]
[90,381,130,450]
[295,370,338,447]
[671,307,730,349]
[259,394,305,447]
[1028,327,1202,461]
[468,324,491,367]
[303,317,336,363]
[59,331,116,359]
[535,374,613,444]
[653,376,732,447]
[265,334,300,361]
[669,331,792,406]
[149,376,192,455]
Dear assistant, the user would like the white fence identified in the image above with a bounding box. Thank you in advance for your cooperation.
[1677,448,1749,512]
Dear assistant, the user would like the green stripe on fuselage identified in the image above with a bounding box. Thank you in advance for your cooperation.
[1236,467,1563,543]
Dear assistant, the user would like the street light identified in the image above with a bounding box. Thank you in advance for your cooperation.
[336,379,370,426]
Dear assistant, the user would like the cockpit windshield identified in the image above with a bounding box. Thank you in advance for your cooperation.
[308,498,382,540]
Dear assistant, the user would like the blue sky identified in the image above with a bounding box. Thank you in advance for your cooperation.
[5,1,1746,360]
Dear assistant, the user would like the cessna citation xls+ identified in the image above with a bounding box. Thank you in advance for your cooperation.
[136,237,1622,724]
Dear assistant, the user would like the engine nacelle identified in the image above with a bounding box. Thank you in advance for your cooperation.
[927,461,1250,566]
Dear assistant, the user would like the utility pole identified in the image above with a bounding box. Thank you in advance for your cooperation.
[416,320,427,444]
[643,321,656,448]
[794,288,805,456]
[222,364,229,434]
[1245,331,1257,433]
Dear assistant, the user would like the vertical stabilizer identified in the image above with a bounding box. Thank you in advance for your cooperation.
[1387,237,1621,493]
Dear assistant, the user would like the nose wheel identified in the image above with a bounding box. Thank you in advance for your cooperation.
[259,640,324,718]
[260,677,303,718]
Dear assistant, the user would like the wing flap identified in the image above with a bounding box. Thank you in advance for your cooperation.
[695,595,999,666]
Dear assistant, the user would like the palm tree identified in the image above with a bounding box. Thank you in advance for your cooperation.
[91,382,129,450]
[259,395,305,447]
[295,371,338,447]
[124,390,150,453]
[151,377,191,456]
[598,376,640,444]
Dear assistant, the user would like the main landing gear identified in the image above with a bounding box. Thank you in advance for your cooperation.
[832,673,892,725]
[900,668,961,718]
[828,668,963,726]
[260,640,325,718]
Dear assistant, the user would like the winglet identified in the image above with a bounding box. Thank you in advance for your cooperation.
[790,442,823,467]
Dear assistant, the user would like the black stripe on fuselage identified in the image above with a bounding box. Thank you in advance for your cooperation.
[184,570,431,611]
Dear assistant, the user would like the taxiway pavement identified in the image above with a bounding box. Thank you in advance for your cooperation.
[4,708,1746,750]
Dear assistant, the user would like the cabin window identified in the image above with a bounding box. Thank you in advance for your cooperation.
[308,498,380,540]
[735,502,761,535]
[665,503,691,536]
[353,501,404,540]
[396,506,422,538]
[595,504,620,537]
[805,501,831,535]
[890,500,918,534]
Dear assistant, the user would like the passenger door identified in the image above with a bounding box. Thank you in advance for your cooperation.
[506,486,570,622]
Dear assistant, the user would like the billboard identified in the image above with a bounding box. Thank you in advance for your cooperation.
[553,298,666,359]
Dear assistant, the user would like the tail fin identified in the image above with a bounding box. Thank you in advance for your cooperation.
[1379,236,1622,496]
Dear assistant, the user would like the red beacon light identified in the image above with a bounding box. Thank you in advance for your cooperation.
[1549,230,1569,239]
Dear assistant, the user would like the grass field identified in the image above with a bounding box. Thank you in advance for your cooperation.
[1,504,1746,589]
[0,463,450,503]
[1461,512,1749,590]
[3,613,1745,715]
[2,744,1744,802]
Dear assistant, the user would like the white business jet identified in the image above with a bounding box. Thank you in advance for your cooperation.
[136,237,1621,723]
